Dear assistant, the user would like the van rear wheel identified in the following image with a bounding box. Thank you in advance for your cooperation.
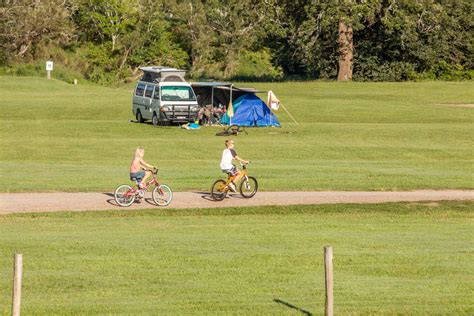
[136,111,144,123]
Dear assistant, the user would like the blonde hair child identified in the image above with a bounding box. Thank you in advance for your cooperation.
[130,147,155,188]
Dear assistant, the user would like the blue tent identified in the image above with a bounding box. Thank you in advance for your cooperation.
[220,94,281,127]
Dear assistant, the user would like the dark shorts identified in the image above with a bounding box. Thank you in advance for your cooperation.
[222,166,238,176]
[130,171,145,181]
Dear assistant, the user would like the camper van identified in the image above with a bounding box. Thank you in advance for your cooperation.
[132,66,199,125]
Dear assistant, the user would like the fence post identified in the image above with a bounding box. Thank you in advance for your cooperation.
[324,246,333,316]
[12,253,22,316]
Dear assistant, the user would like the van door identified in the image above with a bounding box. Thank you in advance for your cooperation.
[133,83,146,119]
[151,86,161,117]
[142,84,155,119]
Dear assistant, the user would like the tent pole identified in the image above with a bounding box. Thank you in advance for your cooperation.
[270,107,272,126]
[211,86,214,107]
[211,86,214,125]
[229,84,233,126]
[281,103,299,125]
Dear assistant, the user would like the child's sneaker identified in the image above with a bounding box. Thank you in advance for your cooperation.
[228,182,237,193]
[138,182,145,189]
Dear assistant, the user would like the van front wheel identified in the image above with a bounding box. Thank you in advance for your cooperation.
[152,113,159,126]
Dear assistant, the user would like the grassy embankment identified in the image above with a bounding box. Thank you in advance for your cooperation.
[0,201,472,314]
[0,76,472,192]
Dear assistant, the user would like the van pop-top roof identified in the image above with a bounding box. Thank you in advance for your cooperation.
[139,66,187,83]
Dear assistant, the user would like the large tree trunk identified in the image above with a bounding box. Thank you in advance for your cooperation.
[337,17,353,81]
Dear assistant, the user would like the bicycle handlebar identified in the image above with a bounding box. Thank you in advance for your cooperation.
[145,167,158,174]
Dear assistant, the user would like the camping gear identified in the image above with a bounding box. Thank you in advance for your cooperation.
[267,90,280,110]
[215,125,248,136]
[181,122,200,130]
[191,82,258,109]
[220,94,281,127]
[267,90,299,125]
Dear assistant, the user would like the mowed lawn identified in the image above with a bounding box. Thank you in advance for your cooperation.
[0,76,473,192]
[0,201,472,314]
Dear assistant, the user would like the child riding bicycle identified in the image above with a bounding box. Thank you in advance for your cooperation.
[130,147,156,189]
[220,139,249,192]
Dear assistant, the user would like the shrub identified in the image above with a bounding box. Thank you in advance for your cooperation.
[230,49,283,81]
[0,62,85,84]
[353,57,418,81]
[418,61,473,81]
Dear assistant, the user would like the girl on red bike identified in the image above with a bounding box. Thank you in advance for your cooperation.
[130,147,156,189]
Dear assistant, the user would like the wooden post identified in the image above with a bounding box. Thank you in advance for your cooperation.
[47,70,51,80]
[324,246,333,316]
[12,254,23,316]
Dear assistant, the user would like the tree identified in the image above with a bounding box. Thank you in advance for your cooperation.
[124,0,189,73]
[165,0,280,79]
[0,0,75,63]
[163,0,214,77]
[337,1,353,81]
[75,0,137,51]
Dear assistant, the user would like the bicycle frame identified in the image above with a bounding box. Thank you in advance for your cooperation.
[133,177,158,192]
[211,163,257,201]
[221,166,249,191]
[128,170,163,196]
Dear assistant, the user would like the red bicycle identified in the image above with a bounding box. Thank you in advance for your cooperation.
[114,168,173,207]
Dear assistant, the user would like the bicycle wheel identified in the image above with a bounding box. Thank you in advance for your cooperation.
[114,184,135,207]
[152,184,173,206]
[211,179,227,201]
[240,176,258,198]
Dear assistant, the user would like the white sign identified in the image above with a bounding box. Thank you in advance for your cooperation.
[46,61,53,71]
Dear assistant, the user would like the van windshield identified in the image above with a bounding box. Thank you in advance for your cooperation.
[161,86,196,101]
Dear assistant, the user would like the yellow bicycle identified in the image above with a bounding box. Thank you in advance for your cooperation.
[210,163,258,201]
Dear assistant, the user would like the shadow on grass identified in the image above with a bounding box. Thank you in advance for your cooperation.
[199,191,242,201]
[103,193,158,207]
[196,191,214,201]
[273,299,313,316]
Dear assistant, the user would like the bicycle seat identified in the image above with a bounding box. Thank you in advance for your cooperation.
[223,170,236,176]
[130,177,143,188]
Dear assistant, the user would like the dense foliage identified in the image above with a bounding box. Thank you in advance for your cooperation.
[0,0,472,83]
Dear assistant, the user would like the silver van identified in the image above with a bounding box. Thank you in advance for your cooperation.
[132,67,199,125]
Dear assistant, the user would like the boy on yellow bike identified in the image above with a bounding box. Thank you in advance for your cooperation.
[220,139,249,192]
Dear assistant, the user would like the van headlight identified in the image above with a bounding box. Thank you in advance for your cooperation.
[160,106,171,112]
[191,106,199,112]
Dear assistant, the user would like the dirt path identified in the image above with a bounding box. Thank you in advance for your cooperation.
[1,190,473,215]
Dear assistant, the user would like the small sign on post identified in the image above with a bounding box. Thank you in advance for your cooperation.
[46,61,53,79]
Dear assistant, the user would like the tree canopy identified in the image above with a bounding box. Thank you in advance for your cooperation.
[0,0,472,83]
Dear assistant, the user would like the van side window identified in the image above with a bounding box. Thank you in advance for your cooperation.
[135,83,145,96]
[153,87,160,99]
[144,85,154,98]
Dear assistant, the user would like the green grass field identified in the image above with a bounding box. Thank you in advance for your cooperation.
[0,201,472,314]
[0,76,473,192]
